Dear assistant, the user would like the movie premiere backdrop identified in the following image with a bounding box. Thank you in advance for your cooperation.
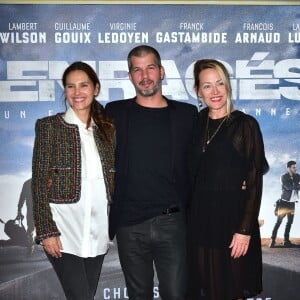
[0,1,299,299]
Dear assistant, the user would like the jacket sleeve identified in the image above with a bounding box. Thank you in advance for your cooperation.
[32,119,60,243]
[105,101,115,119]
[280,174,293,191]
[237,116,269,235]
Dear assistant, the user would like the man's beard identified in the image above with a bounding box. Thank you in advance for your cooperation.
[136,80,162,97]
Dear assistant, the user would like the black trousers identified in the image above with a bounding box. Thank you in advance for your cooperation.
[47,252,105,300]
[271,201,295,241]
[116,212,187,300]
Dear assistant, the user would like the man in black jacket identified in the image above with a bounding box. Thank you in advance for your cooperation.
[106,45,197,300]
[270,161,300,248]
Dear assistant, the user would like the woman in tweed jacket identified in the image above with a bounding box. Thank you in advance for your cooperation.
[32,62,115,300]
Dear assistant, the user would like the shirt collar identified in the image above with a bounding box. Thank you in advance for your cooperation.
[64,107,94,129]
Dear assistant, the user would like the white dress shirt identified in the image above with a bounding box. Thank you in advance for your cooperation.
[50,107,109,257]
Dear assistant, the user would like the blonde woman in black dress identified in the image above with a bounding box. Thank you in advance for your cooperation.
[187,59,269,300]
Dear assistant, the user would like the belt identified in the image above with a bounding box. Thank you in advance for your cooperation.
[162,206,180,215]
[281,198,297,203]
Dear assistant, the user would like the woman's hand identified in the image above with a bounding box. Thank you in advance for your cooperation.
[42,236,63,258]
[229,233,250,259]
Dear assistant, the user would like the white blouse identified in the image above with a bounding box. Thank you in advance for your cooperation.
[50,107,109,258]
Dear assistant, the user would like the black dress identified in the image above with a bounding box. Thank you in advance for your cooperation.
[187,108,269,300]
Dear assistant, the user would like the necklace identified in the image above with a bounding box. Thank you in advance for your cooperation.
[202,116,226,153]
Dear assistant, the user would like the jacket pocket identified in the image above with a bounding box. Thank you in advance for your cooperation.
[48,166,78,202]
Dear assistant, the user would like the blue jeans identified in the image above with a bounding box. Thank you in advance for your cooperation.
[116,212,187,300]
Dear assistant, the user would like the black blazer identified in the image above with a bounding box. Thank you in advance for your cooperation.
[105,97,198,239]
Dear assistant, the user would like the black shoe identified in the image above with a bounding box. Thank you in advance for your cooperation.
[283,240,295,247]
[269,240,275,248]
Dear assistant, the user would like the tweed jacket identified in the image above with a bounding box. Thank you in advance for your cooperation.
[32,113,115,243]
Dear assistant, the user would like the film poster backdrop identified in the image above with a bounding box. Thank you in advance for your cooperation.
[0,1,299,299]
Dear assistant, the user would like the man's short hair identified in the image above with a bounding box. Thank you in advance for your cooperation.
[287,160,296,168]
[127,45,162,71]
